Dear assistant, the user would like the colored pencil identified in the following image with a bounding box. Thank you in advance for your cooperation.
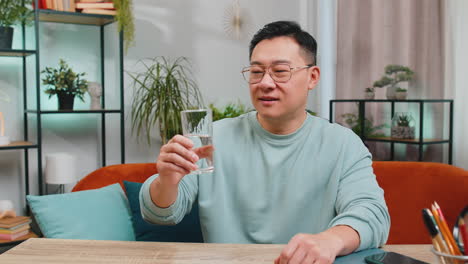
[434,202,463,256]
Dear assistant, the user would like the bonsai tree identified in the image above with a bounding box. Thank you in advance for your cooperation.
[42,59,88,110]
[373,64,414,92]
[128,56,204,144]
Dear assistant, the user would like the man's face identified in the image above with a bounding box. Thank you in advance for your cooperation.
[249,36,320,122]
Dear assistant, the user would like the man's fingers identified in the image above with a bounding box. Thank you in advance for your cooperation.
[279,240,299,264]
[161,142,199,163]
[160,152,198,172]
[194,145,214,159]
[288,247,307,264]
[170,135,194,149]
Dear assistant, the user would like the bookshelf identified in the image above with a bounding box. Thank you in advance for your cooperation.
[329,99,453,164]
[0,5,125,198]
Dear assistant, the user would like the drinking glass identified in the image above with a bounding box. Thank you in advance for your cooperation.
[180,109,214,174]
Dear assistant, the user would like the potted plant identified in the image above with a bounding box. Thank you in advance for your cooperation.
[114,0,135,53]
[395,88,407,100]
[0,0,33,49]
[364,87,375,100]
[128,56,204,144]
[42,59,88,110]
[341,113,386,138]
[373,64,414,100]
[391,112,415,139]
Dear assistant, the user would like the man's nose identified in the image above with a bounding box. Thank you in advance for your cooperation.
[257,71,276,88]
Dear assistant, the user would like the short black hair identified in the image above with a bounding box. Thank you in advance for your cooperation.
[249,21,317,65]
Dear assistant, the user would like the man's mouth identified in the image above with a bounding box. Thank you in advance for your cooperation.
[259,97,279,101]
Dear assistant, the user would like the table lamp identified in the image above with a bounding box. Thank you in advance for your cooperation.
[45,153,76,193]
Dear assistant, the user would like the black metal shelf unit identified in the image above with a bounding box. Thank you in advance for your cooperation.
[31,5,126,195]
[329,99,454,164]
[0,5,125,197]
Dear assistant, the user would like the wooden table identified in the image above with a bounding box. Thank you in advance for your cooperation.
[0,238,436,263]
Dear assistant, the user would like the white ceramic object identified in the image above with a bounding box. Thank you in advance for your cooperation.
[0,200,16,219]
[87,82,102,110]
[0,135,10,146]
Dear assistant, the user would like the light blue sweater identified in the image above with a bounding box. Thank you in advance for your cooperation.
[140,112,390,250]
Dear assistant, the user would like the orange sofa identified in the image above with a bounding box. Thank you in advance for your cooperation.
[72,161,468,244]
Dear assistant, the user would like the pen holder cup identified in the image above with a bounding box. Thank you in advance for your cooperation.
[431,247,468,264]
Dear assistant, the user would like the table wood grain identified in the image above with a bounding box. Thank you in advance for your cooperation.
[0,238,435,264]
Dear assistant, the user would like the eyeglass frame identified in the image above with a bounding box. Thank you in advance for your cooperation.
[241,63,314,84]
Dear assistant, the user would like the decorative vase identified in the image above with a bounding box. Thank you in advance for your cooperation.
[57,92,75,110]
[87,82,102,110]
[365,91,375,100]
[395,91,407,100]
[386,85,399,100]
[0,26,13,49]
[391,112,415,139]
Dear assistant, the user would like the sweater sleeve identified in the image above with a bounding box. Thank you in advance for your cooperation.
[328,130,390,251]
[139,173,199,225]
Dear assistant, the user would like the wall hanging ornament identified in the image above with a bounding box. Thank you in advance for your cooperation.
[223,0,251,40]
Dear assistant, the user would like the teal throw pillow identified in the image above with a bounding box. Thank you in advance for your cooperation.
[123,181,203,242]
[27,183,136,241]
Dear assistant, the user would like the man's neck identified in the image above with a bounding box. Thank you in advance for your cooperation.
[256,111,308,135]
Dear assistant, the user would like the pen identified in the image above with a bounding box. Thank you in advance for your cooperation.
[434,202,463,256]
[422,208,450,258]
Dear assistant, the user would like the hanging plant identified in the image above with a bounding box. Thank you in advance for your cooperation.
[114,0,135,53]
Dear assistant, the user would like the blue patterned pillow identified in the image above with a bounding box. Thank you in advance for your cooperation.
[123,181,203,242]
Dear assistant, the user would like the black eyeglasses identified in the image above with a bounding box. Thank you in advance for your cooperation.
[241,63,313,84]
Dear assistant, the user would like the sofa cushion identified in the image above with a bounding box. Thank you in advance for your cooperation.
[123,181,203,242]
[27,183,136,241]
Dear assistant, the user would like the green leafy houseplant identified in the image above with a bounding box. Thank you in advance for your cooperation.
[0,0,33,49]
[42,59,88,110]
[373,64,414,99]
[341,113,386,138]
[113,0,135,53]
[128,56,204,144]
[0,0,33,27]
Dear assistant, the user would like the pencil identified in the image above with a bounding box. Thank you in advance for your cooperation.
[459,218,468,255]
[422,208,450,264]
[422,208,450,256]
[431,204,459,256]
[434,202,463,256]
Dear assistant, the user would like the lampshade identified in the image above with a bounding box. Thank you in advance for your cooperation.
[45,153,76,184]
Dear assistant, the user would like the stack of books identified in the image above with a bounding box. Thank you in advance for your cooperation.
[76,1,116,15]
[0,216,32,241]
[36,0,77,12]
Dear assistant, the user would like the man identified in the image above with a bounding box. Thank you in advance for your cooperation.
[140,21,390,264]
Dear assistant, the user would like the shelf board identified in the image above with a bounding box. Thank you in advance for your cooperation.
[331,99,453,103]
[38,9,115,26]
[0,141,38,150]
[26,109,122,114]
[365,136,450,145]
[0,49,36,57]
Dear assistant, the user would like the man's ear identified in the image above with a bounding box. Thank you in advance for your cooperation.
[308,66,320,91]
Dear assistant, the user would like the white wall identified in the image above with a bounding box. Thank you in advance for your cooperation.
[0,0,323,213]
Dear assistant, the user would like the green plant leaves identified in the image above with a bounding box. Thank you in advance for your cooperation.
[128,56,204,144]
[0,0,34,27]
[41,59,88,102]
